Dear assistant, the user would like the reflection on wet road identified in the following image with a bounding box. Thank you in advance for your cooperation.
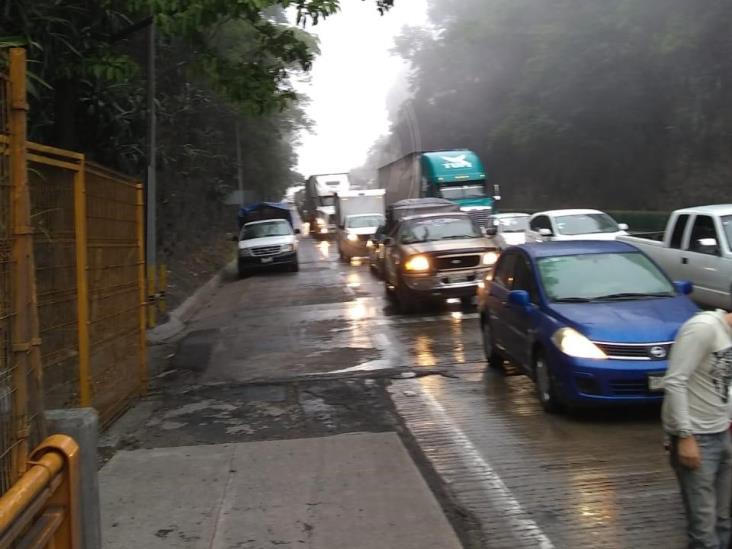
[196,237,686,548]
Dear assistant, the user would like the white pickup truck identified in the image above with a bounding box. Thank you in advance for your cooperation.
[618,205,732,309]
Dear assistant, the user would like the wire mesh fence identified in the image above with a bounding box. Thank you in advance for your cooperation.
[86,164,146,424]
[0,57,16,497]
[28,155,82,411]
[0,47,148,497]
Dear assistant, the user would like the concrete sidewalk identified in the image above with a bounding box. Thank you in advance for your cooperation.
[100,432,462,549]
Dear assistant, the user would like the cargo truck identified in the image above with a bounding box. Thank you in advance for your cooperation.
[334,190,386,262]
[303,173,350,237]
[377,150,499,228]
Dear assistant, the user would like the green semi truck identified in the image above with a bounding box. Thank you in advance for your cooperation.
[377,150,500,227]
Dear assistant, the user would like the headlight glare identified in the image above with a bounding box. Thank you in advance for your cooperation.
[347,232,359,242]
[551,328,607,359]
[404,255,431,272]
[483,251,499,266]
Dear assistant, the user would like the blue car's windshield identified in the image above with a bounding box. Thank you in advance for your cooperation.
[537,252,675,302]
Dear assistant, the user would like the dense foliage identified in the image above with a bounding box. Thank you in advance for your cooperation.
[372,0,732,211]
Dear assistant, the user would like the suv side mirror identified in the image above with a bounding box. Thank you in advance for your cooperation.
[538,228,553,237]
[484,226,498,237]
[294,228,301,235]
[618,223,629,231]
[673,280,694,296]
[508,290,530,307]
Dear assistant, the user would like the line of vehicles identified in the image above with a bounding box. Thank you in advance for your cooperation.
[232,148,731,414]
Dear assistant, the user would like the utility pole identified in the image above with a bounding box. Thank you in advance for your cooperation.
[235,121,244,207]
[146,22,157,323]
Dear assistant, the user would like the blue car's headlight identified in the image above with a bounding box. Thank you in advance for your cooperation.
[551,328,607,359]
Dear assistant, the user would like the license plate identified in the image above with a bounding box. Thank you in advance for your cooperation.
[648,375,664,392]
[449,275,469,284]
[261,257,273,264]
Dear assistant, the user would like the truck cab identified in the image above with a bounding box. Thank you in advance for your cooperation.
[619,205,732,309]
[335,189,386,262]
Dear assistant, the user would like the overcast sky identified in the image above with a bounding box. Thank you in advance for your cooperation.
[293,1,428,177]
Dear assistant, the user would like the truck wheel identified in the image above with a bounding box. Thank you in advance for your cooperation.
[396,284,420,315]
[290,257,300,272]
[237,263,249,279]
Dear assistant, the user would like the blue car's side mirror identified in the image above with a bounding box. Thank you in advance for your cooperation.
[508,290,530,307]
[674,280,694,296]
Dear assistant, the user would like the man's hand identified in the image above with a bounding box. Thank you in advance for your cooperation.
[678,436,701,469]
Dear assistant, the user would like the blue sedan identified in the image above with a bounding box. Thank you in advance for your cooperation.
[479,241,699,412]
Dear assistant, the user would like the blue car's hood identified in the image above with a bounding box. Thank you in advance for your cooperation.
[549,297,698,343]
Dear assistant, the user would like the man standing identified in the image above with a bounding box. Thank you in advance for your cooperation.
[663,309,732,549]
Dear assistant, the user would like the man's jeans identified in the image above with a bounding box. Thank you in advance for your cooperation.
[670,431,732,549]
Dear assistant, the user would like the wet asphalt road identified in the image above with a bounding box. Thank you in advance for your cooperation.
[175,236,688,548]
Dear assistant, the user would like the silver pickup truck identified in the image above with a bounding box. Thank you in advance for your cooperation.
[618,205,732,309]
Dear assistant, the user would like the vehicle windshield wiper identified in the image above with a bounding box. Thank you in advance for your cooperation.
[553,297,593,303]
[442,234,479,240]
[590,292,673,301]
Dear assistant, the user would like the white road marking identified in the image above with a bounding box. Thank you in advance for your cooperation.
[415,386,555,548]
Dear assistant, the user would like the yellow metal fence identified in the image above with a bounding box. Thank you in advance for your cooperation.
[0,47,148,503]
[27,148,147,426]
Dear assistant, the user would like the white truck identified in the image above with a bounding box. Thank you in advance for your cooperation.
[618,205,732,309]
[303,173,350,237]
[335,190,386,262]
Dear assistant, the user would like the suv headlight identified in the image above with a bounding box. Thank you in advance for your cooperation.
[281,243,295,253]
[347,232,359,242]
[483,251,499,266]
[551,328,607,359]
[404,255,431,272]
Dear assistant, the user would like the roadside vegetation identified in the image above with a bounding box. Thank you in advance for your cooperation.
[365,0,732,216]
[0,0,393,307]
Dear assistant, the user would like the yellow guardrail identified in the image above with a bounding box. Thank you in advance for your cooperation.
[0,435,80,548]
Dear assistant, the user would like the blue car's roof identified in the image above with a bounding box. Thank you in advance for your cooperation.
[512,240,639,258]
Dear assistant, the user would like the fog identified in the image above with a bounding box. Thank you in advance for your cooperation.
[360,0,732,211]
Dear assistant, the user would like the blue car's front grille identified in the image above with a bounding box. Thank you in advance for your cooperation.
[595,342,673,361]
[609,380,653,396]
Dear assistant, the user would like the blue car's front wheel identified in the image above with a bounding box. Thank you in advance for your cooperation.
[534,351,562,413]
[481,316,503,369]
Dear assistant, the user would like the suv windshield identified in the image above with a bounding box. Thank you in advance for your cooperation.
[401,217,482,244]
[241,221,292,240]
[554,213,619,235]
[347,215,385,229]
[722,215,732,252]
[440,185,487,200]
[496,216,529,233]
[537,253,674,302]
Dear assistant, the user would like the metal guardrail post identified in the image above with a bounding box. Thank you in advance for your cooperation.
[8,46,32,483]
[0,434,81,548]
[73,159,92,407]
[136,184,149,395]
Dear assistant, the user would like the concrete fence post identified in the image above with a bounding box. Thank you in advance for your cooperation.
[45,408,101,549]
